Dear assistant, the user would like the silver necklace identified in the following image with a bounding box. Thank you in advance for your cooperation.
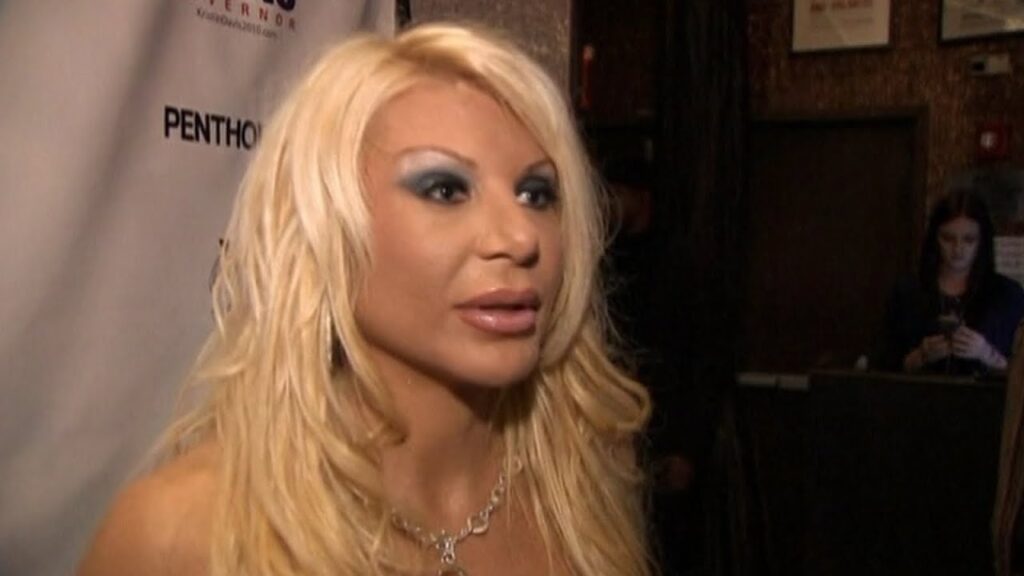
[390,465,511,576]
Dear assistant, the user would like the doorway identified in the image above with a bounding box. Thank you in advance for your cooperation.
[741,112,926,373]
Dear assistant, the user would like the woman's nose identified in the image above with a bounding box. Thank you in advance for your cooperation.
[475,194,540,266]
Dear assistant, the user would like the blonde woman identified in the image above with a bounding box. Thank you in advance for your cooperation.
[80,23,651,576]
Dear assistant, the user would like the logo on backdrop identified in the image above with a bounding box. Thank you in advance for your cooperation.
[164,105,262,150]
[190,0,299,40]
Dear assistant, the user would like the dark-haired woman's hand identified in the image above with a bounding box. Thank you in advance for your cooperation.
[921,334,952,363]
[904,334,951,371]
[953,326,1007,369]
[952,326,988,360]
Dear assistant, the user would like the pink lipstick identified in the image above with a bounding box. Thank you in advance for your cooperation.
[456,289,540,336]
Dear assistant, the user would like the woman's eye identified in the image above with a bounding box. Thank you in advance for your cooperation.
[424,181,468,203]
[404,172,470,204]
[516,176,558,209]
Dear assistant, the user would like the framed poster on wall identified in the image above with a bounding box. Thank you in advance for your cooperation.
[792,0,892,53]
[941,0,1024,42]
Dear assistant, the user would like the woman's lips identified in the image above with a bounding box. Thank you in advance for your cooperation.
[456,289,540,336]
[458,307,538,335]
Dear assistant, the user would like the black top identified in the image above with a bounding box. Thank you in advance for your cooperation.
[878,273,1024,375]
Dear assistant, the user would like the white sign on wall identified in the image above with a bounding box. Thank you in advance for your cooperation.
[0,2,393,574]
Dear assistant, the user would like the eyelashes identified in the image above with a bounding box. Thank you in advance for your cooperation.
[400,170,471,203]
[399,168,559,209]
[515,174,559,209]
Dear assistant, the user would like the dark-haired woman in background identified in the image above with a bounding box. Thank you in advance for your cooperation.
[881,190,1024,375]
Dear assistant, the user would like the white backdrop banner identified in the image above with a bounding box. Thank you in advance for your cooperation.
[0,2,393,573]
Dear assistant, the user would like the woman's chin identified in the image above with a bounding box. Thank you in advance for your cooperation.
[448,342,544,387]
[447,352,541,391]
[458,367,536,390]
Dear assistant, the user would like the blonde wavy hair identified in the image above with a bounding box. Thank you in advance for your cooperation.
[165,22,651,576]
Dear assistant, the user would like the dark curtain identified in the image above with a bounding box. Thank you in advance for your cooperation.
[396,0,411,28]
[640,0,754,574]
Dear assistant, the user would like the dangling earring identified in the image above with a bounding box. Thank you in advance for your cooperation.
[324,310,346,372]
[330,325,346,371]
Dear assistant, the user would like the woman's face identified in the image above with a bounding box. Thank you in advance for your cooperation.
[355,78,563,391]
[937,215,981,275]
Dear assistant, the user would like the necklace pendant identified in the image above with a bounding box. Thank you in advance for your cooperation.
[436,534,467,575]
[391,462,520,576]
[438,533,457,565]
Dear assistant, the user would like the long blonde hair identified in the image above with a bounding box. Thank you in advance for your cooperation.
[166,23,651,576]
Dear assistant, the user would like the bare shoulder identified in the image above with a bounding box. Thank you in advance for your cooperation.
[78,441,221,576]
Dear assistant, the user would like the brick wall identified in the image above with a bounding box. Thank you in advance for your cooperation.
[749,0,1024,201]
[410,0,571,89]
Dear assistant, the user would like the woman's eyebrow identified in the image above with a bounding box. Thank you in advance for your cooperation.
[521,158,556,175]
[395,146,477,170]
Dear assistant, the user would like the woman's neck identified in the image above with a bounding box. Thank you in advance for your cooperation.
[372,356,504,530]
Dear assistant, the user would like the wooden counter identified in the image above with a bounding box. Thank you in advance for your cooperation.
[738,370,1005,575]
